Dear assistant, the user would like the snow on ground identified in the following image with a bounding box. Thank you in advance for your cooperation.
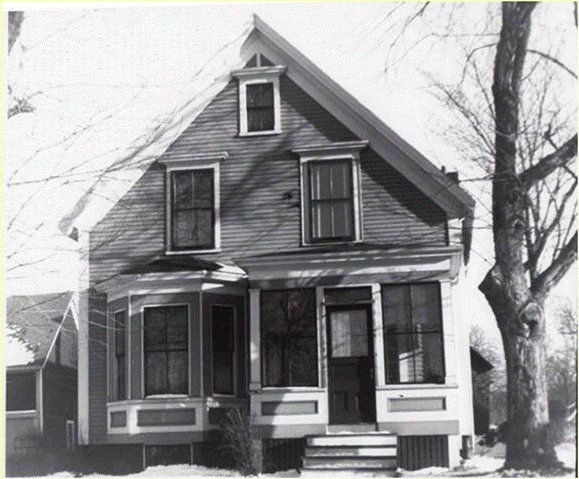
[44,442,577,478]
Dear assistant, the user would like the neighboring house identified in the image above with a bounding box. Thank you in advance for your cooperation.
[5,293,78,458]
[80,15,476,473]
[470,347,494,436]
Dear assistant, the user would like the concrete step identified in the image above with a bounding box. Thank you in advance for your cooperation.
[305,446,396,457]
[303,456,397,470]
[307,433,397,447]
[300,468,398,477]
[327,424,378,433]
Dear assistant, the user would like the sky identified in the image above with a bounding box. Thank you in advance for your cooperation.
[3,1,577,341]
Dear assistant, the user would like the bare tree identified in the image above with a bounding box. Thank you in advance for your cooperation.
[374,1,577,470]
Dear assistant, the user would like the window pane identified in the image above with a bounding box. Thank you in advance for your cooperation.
[166,306,187,350]
[331,201,352,237]
[422,333,444,383]
[331,310,368,358]
[310,163,331,200]
[115,311,126,355]
[248,108,274,132]
[117,355,126,400]
[331,161,351,199]
[261,289,317,387]
[145,308,167,350]
[6,372,36,411]
[145,351,168,395]
[382,285,412,333]
[325,287,372,305]
[173,171,193,208]
[247,83,273,107]
[173,210,195,248]
[212,305,234,394]
[168,350,188,394]
[195,209,213,247]
[411,283,442,332]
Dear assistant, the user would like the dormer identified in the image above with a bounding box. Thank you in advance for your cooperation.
[231,54,286,136]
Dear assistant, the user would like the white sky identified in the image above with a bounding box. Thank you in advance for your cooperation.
[2,1,577,340]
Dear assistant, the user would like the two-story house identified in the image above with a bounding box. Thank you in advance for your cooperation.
[80,15,476,474]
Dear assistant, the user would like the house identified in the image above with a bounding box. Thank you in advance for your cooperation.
[470,347,494,437]
[80,14,476,473]
[5,292,78,459]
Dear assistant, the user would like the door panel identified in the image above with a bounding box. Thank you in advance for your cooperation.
[328,306,376,424]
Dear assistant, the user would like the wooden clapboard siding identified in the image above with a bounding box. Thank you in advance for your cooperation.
[90,75,446,286]
[88,291,108,443]
[361,148,447,245]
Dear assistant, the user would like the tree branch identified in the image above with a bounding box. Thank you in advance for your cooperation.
[527,49,578,79]
[531,231,578,299]
[520,134,578,189]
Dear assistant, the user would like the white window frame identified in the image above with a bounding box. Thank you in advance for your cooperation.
[141,302,191,398]
[293,141,368,246]
[159,153,227,254]
[231,66,286,136]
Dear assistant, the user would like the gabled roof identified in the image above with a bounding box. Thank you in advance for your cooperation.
[65,13,474,241]
[246,15,475,220]
[6,292,75,366]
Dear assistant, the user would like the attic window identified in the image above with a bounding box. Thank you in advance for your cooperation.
[232,59,286,136]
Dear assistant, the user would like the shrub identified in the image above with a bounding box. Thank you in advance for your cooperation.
[220,408,262,475]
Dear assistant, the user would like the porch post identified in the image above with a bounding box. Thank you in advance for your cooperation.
[249,289,261,391]
[371,284,385,388]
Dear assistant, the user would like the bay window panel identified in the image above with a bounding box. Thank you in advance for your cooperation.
[115,311,127,400]
[212,305,235,394]
[167,351,188,394]
[145,351,168,396]
[144,305,188,396]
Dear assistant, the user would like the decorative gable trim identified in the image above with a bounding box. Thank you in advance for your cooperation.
[246,15,475,220]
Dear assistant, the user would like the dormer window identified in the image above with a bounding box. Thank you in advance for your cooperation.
[232,56,286,136]
[293,141,368,245]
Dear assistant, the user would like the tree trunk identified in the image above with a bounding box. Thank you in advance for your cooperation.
[479,2,561,470]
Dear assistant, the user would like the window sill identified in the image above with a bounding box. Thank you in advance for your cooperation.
[238,129,281,137]
[165,249,221,255]
[258,387,324,393]
[377,383,458,390]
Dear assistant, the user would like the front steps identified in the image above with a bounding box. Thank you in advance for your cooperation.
[301,432,398,477]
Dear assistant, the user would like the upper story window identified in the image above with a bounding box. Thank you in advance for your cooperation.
[382,282,444,384]
[232,57,286,136]
[293,141,368,245]
[171,169,214,250]
[159,153,226,254]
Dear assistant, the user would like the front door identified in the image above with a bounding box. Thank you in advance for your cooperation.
[327,306,376,424]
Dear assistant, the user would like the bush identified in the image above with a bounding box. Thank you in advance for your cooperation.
[220,408,262,475]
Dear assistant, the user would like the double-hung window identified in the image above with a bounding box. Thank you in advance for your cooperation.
[212,305,235,395]
[144,305,188,396]
[246,83,274,132]
[294,141,367,245]
[171,169,214,250]
[382,283,445,384]
[160,154,225,253]
[114,311,127,400]
[232,64,285,136]
[309,160,354,242]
